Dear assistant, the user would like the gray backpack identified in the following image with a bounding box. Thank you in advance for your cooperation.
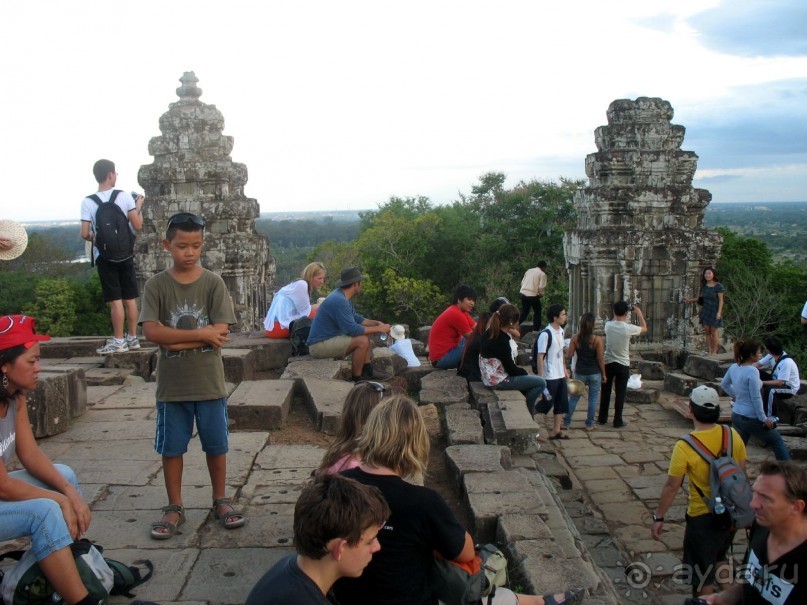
[680,425,755,529]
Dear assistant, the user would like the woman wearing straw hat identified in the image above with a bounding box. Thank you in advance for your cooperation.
[0,315,103,605]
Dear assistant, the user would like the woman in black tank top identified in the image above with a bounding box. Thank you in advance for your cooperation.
[564,313,607,430]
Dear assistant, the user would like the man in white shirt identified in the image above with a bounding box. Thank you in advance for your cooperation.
[756,336,801,417]
[519,261,547,333]
[534,304,570,440]
[598,301,647,428]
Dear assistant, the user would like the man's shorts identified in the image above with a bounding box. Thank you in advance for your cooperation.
[535,377,569,415]
[154,398,229,457]
[96,257,139,302]
[309,335,354,359]
[682,513,734,589]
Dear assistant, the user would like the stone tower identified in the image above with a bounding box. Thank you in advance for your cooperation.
[563,97,722,344]
[136,72,274,331]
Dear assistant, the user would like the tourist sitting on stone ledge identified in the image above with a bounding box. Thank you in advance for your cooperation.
[480,304,549,435]
[0,315,103,605]
[428,284,477,370]
[263,262,326,339]
[317,381,386,475]
[245,474,389,605]
[334,395,585,605]
[307,266,391,382]
[755,336,800,419]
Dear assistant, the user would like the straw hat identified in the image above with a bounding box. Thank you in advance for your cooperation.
[0,220,28,260]
[389,325,406,341]
[566,379,586,396]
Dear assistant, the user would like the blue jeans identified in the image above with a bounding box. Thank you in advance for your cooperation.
[0,464,78,560]
[434,339,466,370]
[564,372,603,428]
[731,412,791,461]
[496,374,547,416]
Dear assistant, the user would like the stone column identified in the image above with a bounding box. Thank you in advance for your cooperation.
[136,72,274,331]
[563,97,722,344]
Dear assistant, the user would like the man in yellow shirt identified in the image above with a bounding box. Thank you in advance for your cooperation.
[651,386,747,598]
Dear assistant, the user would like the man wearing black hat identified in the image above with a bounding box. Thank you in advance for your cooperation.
[307,267,391,381]
[651,386,747,598]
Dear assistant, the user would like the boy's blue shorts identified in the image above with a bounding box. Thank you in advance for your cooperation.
[154,398,229,457]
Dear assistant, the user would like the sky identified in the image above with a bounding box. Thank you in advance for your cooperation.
[1,0,806,223]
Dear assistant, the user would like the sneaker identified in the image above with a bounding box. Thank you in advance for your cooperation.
[126,335,141,350]
[97,339,129,355]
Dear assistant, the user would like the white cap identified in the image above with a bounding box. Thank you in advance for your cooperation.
[690,385,720,409]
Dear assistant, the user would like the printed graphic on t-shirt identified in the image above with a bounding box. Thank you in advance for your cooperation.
[166,301,214,358]
[743,548,795,605]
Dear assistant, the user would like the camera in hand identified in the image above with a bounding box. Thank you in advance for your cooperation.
[764,416,780,431]
[131,191,142,200]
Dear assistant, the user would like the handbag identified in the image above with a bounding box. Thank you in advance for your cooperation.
[431,543,508,605]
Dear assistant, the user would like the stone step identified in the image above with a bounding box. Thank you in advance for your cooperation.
[299,378,354,434]
[221,347,256,383]
[28,370,84,436]
[663,372,699,396]
[636,359,666,380]
[281,359,345,380]
[444,405,484,446]
[444,444,513,490]
[224,332,292,371]
[484,391,542,454]
[463,470,544,542]
[666,394,732,422]
[104,347,158,381]
[682,352,733,381]
[228,379,295,430]
[419,370,469,408]
[625,387,659,404]
[37,367,87,420]
[468,382,497,410]
[84,367,136,386]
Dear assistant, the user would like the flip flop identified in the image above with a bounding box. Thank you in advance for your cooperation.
[548,432,571,440]
[150,504,185,540]
[213,497,246,529]
[543,587,585,605]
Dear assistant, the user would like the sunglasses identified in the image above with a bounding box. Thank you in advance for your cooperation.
[167,213,206,228]
[358,381,387,393]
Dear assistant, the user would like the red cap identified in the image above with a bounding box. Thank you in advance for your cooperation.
[0,315,51,350]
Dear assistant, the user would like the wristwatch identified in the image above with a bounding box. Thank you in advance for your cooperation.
[652,512,664,523]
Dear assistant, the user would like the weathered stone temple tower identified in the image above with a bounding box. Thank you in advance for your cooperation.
[135,72,273,331]
[563,97,722,344]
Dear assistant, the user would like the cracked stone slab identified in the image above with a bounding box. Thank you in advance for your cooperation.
[300,378,354,433]
[444,445,513,486]
[508,539,600,596]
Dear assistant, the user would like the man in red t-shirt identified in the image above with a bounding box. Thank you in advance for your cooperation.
[428,285,477,369]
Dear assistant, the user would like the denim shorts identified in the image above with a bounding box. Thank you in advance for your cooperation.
[154,398,230,457]
[0,464,77,560]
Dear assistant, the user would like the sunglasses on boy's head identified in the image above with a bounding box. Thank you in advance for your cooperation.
[167,213,206,228]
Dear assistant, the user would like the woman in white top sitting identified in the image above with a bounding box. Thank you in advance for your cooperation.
[263,262,326,339]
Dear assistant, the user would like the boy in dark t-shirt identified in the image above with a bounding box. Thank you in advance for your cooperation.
[139,213,240,539]
[246,474,389,605]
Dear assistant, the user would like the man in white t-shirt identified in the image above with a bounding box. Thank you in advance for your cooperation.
[534,304,570,440]
[756,336,801,417]
[80,159,144,355]
[598,301,647,428]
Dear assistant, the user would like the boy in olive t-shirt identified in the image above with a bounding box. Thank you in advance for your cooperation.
[139,213,244,539]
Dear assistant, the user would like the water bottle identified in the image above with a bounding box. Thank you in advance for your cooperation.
[764,416,779,431]
[714,496,726,515]
[379,333,388,342]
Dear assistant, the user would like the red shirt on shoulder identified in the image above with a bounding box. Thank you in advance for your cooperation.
[428,305,475,362]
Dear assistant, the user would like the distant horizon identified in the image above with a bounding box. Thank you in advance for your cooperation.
[16,199,807,228]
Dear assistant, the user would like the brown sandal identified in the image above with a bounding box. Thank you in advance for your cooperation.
[150,504,185,540]
[213,497,246,529]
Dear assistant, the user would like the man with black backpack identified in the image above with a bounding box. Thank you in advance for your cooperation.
[652,386,749,599]
[80,159,144,354]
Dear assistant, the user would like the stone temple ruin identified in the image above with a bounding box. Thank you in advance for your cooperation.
[135,72,273,331]
[564,97,722,344]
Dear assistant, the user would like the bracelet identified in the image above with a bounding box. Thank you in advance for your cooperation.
[652,512,664,523]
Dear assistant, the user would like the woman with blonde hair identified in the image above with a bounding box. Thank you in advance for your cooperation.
[334,395,584,605]
[317,381,386,475]
[263,262,326,339]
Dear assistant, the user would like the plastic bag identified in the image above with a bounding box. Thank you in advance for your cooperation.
[627,373,642,390]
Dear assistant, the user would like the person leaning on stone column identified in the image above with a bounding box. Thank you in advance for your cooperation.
[306,267,391,382]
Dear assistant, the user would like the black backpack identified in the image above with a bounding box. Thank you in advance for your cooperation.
[530,328,553,373]
[90,190,135,263]
[290,316,313,356]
